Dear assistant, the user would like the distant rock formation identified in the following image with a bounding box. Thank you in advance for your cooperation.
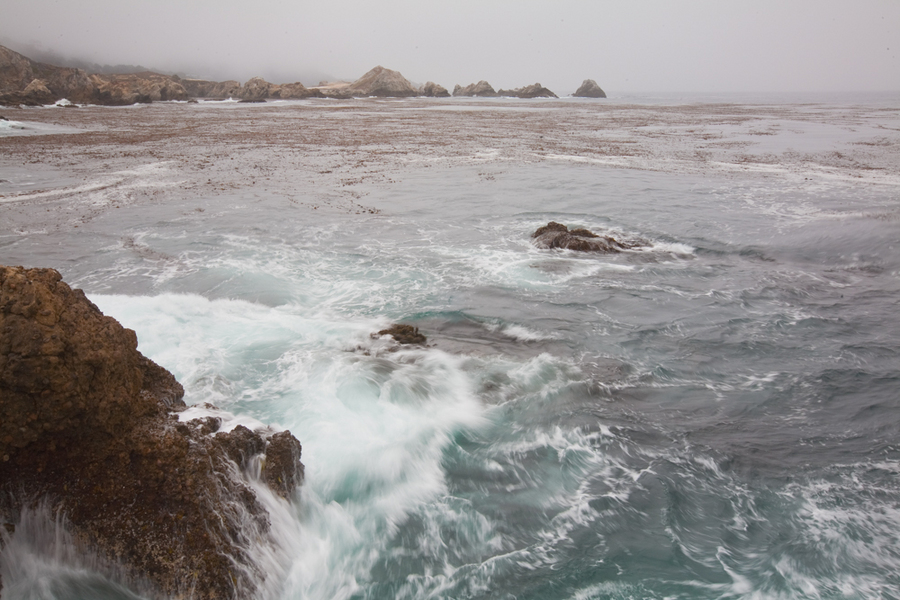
[497,83,558,98]
[91,72,190,105]
[1,45,97,106]
[240,76,277,101]
[420,81,450,97]
[531,222,644,252]
[453,80,498,97]
[0,265,305,599]
[209,79,242,99]
[345,65,418,97]
[573,79,606,98]
[273,81,324,99]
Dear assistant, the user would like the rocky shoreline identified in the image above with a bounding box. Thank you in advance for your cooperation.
[0,265,304,598]
[1,44,606,106]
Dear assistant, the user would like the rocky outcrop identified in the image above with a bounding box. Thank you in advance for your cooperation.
[0,265,305,599]
[91,72,190,105]
[209,79,242,99]
[274,81,324,99]
[452,81,497,97]
[0,45,35,93]
[1,45,96,106]
[345,65,418,97]
[497,83,558,98]
[531,222,644,252]
[573,79,606,98]
[179,78,218,98]
[420,81,450,97]
[377,324,427,345]
[240,76,277,101]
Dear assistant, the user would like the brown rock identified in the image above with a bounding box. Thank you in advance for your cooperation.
[0,265,305,599]
[574,79,607,98]
[452,81,497,97]
[420,81,450,97]
[91,72,189,105]
[216,425,266,469]
[264,431,305,499]
[497,83,558,98]
[377,324,427,345]
[346,65,418,97]
[531,222,644,252]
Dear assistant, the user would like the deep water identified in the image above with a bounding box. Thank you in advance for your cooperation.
[2,102,900,599]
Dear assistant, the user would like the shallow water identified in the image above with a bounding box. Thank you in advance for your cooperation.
[2,96,900,599]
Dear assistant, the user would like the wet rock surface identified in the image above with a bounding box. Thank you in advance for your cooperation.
[0,265,305,599]
[377,324,427,345]
[532,222,645,252]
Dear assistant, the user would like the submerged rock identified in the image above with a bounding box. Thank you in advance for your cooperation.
[0,265,305,599]
[377,324,427,345]
[573,79,607,98]
[531,222,644,252]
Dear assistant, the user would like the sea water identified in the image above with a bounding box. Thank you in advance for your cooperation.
[1,96,900,599]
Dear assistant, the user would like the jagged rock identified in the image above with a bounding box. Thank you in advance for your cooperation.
[209,80,242,99]
[377,324,427,345]
[0,45,38,94]
[346,65,418,97]
[215,425,266,469]
[531,222,644,252]
[0,265,305,599]
[180,78,218,98]
[452,80,497,97]
[264,431,305,499]
[420,81,450,97]
[497,83,558,98]
[274,81,324,99]
[20,78,55,104]
[574,79,607,98]
[241,76,276,100]
[91,72,189,105]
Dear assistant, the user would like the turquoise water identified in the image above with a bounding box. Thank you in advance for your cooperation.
[3,108,900,599]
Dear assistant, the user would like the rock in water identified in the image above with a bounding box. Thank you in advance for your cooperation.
[573,79,607,98]
[531,222,643,252]
[0,265,305,599]
[420,81,450,97]
[497,83,558,98]
[377,324,427,344]
[345,65,418,97]
[452,81,498,97]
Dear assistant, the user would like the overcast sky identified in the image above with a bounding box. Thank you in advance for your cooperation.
[2,0,898,94]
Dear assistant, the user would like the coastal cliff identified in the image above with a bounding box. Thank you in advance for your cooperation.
[0,265,304,599]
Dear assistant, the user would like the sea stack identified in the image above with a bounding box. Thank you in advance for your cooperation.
[497,83,558,98]
[0,265,305,599]
[452,81,498,97]
[345,65,418,97]
[573,79,607,98]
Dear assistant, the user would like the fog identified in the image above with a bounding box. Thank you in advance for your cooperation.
[2,0,898,94]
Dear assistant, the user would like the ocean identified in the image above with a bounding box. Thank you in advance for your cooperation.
[2,93,900,599]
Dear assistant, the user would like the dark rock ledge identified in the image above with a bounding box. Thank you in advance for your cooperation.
[531,222,645,252]
[0,265,304,599]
